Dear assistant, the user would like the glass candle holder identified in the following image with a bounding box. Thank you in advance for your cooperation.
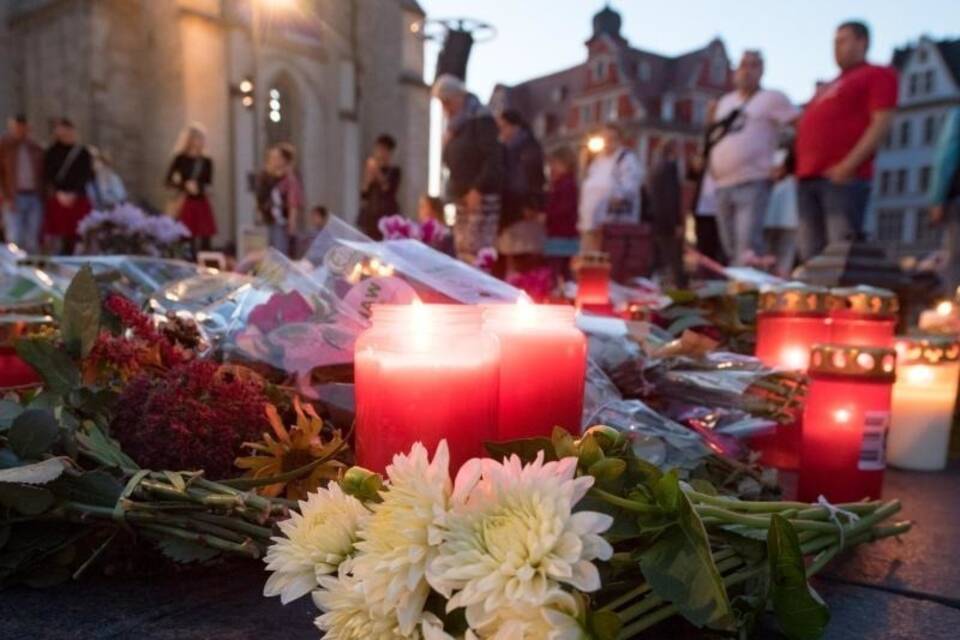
[751,283,831,469]
[354,304,499,473]
[798,344,896,503]
[483,302,587,441]
[573,252,611,310]
[888,335,960,471]
[0,303,53,390]
[827,285,898,349]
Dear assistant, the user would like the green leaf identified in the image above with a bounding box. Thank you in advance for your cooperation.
[49,470,123,508]
[0,484,55,515]
[552,427,579,458]
[768,514,831,640]
[154,537,220,564]
[8,409,60,459]
[61,266,102,358]
[484,437,557,464]
[587,608,622,640]
[74,422,139,470]
[14,339,80,396]
[638,471,733,629]
[0,400,23,431]
[0,458,67,485]
[666,314,712,337]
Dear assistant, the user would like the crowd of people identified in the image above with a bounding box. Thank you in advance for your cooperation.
[416,19,915,286]
[6,18,960,291]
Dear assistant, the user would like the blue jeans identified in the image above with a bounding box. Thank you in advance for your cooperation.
[796,178,871,261]
[2,192,43,254]
[268,222,291,255]
[714,179,771,265]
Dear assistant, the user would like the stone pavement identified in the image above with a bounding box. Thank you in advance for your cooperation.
[0,465,957,639]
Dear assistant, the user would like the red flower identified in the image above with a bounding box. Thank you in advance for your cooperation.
[247,291,313,334]
[103,294,186,368]
[110,360,270,478]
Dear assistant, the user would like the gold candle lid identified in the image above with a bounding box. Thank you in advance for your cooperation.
[1,299,57,348]
[895,334,960,366]
[809,343,897,381]
[827,285,899,318]
[572,251,611,269]
[758,282,830,316]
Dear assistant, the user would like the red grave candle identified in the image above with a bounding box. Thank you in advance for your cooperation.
[354,304,499,473]
[483,302,587,440]
[752,284,831,469]
[798,344,896,503]
[827,286,898,349]
[573,252,612,313]
[0,306,51,390]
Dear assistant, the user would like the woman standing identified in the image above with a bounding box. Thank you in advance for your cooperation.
[166,124,216,251]
[496,110,545,275]
[44,118,94,255]
[543,147,579,279]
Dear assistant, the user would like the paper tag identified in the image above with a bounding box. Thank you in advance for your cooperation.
[342,275,417,320]
[858,411,889,471]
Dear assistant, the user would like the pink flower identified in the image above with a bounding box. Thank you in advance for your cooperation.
[378,215,419,240]
[248,291,314,334]
[506,266,556,303]
[473,247,498,273]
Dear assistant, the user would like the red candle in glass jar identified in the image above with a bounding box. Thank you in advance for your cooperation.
[798,344,896,503]
[827,286,897,349]
[573,252,612,312]
[752,284,831,469]
[483,302,587,440]
[0,308,50,390]
[354,303,499,473]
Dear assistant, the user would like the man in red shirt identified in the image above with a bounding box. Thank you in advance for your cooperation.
[794,21,898,260]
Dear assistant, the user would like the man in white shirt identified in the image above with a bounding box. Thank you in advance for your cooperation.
[710,51,800,265]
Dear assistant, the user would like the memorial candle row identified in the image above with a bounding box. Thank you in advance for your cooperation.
[755,283,960,502]
[354,302,587,473]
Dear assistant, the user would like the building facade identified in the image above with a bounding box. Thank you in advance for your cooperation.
[0,0,430,251]
[870,37,960,258]
[489,6,731,170]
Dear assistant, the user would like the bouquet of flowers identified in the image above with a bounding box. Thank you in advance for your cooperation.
[0,269,349,587]
[78,203,191,258]
[264,432,909,639]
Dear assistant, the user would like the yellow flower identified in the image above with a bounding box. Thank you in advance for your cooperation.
[235,397,346,500]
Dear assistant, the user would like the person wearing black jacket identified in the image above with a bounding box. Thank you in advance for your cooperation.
[497,109,545,274]
[433,74,504,263]
[43,118,93,255]
[646,140,688,288]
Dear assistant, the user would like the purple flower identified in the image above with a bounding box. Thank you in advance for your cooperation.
[378,214,419,240]
[474,247,498,273]
[418,218,450,248]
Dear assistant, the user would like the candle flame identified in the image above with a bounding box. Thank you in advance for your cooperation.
[905,364,934,385]
[936,300,953,316]
[833,408,852,424]
[515,296,535,327]
[781,347,807,371]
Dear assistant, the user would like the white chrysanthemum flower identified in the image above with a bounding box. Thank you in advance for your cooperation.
[427,453,613,628]
[314,562,412,639]
[263,483,369,604]
[420,591,584,640]
[353,441,452,635]
[473,590,587,640]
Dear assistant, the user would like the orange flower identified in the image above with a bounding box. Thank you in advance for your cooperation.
[235,397,347,500]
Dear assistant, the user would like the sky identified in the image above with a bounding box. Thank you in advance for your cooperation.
[417,0,960,104]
